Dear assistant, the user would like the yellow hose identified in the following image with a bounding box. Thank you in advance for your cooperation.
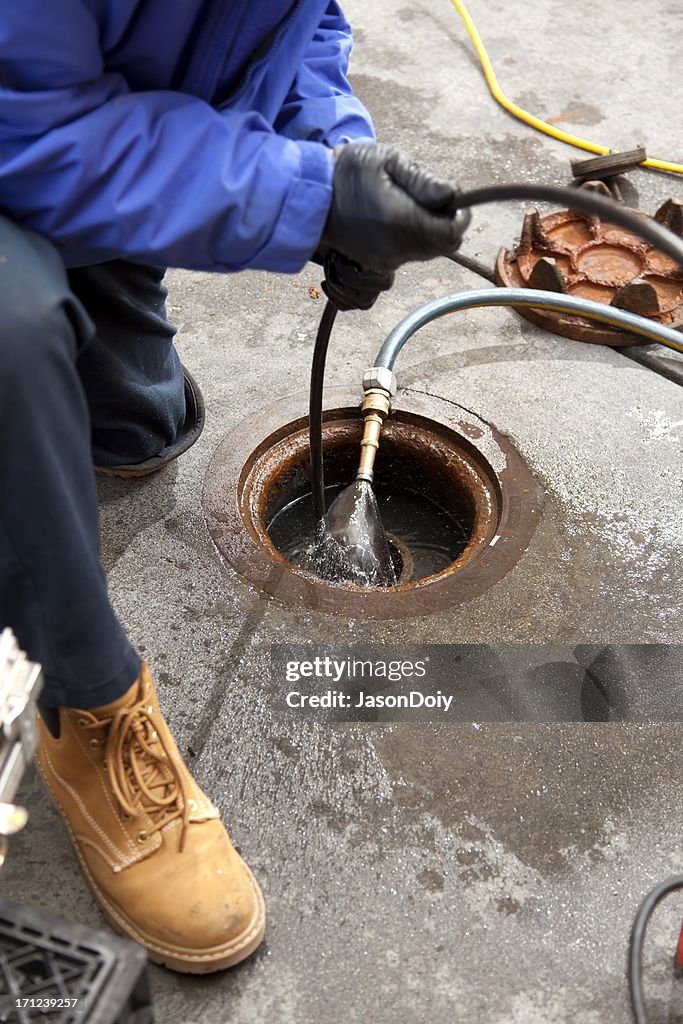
[450,0,683,176]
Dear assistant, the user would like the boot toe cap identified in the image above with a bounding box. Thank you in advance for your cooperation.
[87,819,265,967]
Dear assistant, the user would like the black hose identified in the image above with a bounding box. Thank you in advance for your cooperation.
[628,874,683,1024]
[308,299,338,522]
[454,183,683,268]
[445,250,496,283]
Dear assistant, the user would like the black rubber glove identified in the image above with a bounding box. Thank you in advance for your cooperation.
[320,142,470,273]
[321,250,394,311]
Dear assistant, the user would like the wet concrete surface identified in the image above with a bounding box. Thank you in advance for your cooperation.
[3,0,683,1021]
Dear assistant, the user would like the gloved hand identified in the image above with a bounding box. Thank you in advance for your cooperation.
[320,142,470,273]
[321,250,394,311]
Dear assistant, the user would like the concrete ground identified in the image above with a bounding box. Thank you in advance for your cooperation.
[4,0,683,1021]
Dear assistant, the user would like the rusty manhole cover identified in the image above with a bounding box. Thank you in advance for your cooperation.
[203,389,543,619]
[496,194,683,346]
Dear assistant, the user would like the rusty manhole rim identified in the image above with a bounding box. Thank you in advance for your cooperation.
[203,388,544,619]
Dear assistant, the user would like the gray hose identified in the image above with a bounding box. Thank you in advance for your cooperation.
[375,287,683,370]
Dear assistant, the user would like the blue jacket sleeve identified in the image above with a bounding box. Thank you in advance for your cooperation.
[0,5,334,271]
[274,2,375,147]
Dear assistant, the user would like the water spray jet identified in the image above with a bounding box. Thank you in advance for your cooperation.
[313,370,397,587]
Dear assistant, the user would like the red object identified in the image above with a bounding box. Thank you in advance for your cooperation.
[676,920,683,970]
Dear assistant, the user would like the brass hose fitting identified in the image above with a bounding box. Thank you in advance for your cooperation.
[355,367,396,484]
[356,387,392,483]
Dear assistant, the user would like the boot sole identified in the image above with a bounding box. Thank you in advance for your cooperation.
[36,759,266,973]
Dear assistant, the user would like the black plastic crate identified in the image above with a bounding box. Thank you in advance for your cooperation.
[0,898,152,1024]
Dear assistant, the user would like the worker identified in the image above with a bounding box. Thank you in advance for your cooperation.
[0,2,468,973]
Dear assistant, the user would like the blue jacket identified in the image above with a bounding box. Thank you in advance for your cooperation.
[0,1,374,271]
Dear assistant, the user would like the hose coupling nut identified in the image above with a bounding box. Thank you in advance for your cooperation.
[362,366,397,396]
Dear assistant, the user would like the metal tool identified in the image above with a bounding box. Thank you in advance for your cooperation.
[0,629,43,869]
[571,147,648,181]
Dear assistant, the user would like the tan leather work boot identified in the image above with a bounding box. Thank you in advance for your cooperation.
[35,664,265,973]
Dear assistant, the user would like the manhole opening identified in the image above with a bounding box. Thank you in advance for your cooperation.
[203,390,543,618]
[264,425,489,585]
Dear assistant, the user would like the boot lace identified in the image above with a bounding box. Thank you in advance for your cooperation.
[82,700,191,851]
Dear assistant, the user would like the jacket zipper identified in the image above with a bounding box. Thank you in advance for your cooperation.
[199,0,250,104]
[216,0,306,110]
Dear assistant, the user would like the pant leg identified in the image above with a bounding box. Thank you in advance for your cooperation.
[0,217,140,708]
[69,262,186,467]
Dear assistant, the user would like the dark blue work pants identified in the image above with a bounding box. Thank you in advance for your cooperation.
[0,216,185,708]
